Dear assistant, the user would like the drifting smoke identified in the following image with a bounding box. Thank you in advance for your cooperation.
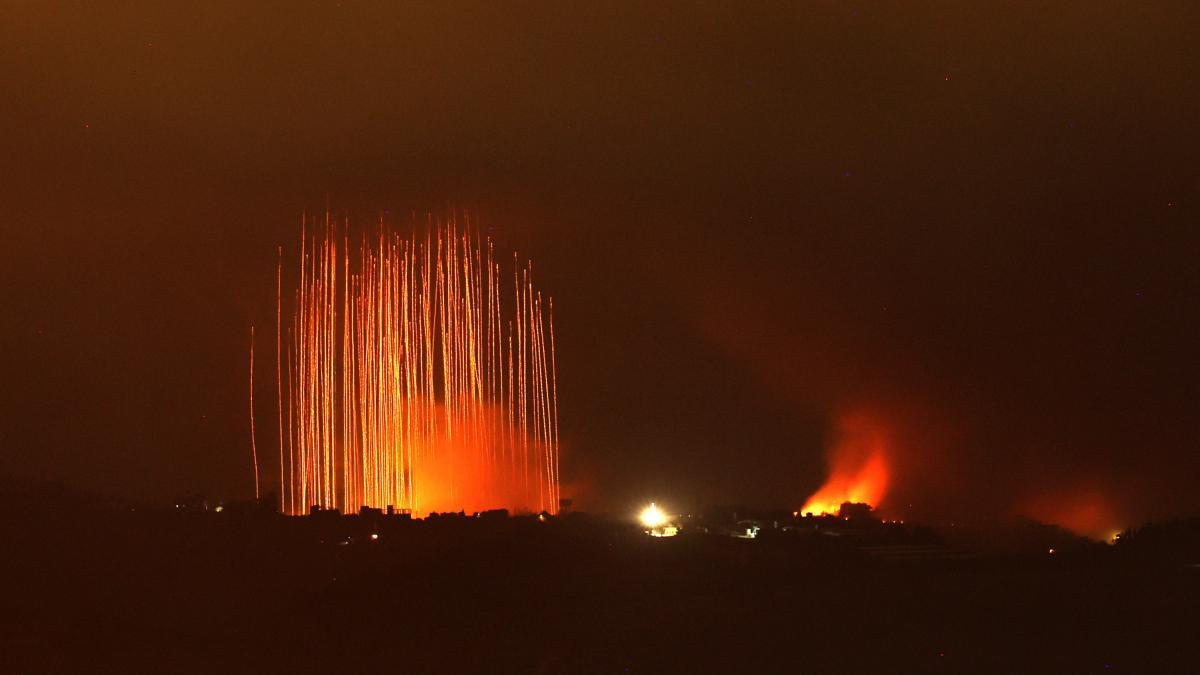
[801,413,890,516]
[272,213,560,516]
[1018,487,1123,541]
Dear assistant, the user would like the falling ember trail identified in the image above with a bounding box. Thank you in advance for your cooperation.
[249,325,260,500]
[275,248,284,510]
[276,213,560,516]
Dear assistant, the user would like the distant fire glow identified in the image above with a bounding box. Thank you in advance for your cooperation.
[273,213,560,516]
[1019,488,1122,542]
[801,414,890,516]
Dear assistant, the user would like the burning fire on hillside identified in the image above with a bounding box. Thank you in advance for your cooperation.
[801,413,890,516]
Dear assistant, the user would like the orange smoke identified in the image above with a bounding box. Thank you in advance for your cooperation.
[801,413,890,515]
[1018,488,1123,541]
[407,402,555,515]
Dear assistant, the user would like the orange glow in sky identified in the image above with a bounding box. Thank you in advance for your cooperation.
[1019,488,1123,541]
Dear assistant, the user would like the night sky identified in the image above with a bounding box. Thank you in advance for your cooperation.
[3,2,1197,529]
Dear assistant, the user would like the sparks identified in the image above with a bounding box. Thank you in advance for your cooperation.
[274,212,560,516]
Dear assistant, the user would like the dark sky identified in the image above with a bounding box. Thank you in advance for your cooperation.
[3,2,1197,528]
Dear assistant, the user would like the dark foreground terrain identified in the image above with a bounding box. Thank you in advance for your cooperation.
[2,497,1199,674]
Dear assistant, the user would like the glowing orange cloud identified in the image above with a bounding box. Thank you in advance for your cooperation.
[1018,488,1123,542]
[801,413,890,515]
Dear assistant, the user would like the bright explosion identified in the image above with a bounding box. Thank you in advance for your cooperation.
[639,502,678,536]
[639,503,667,528]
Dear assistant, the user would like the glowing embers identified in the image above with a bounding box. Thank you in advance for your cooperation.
[277,213,560,516]
[801,413,890,516]
[640,502,678,537]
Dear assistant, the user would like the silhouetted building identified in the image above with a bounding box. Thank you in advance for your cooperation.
[475,509,509,521]
[309,505,341,519]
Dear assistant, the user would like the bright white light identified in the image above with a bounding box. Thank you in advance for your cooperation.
[370,533,379,541]
[640,502,667,528]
